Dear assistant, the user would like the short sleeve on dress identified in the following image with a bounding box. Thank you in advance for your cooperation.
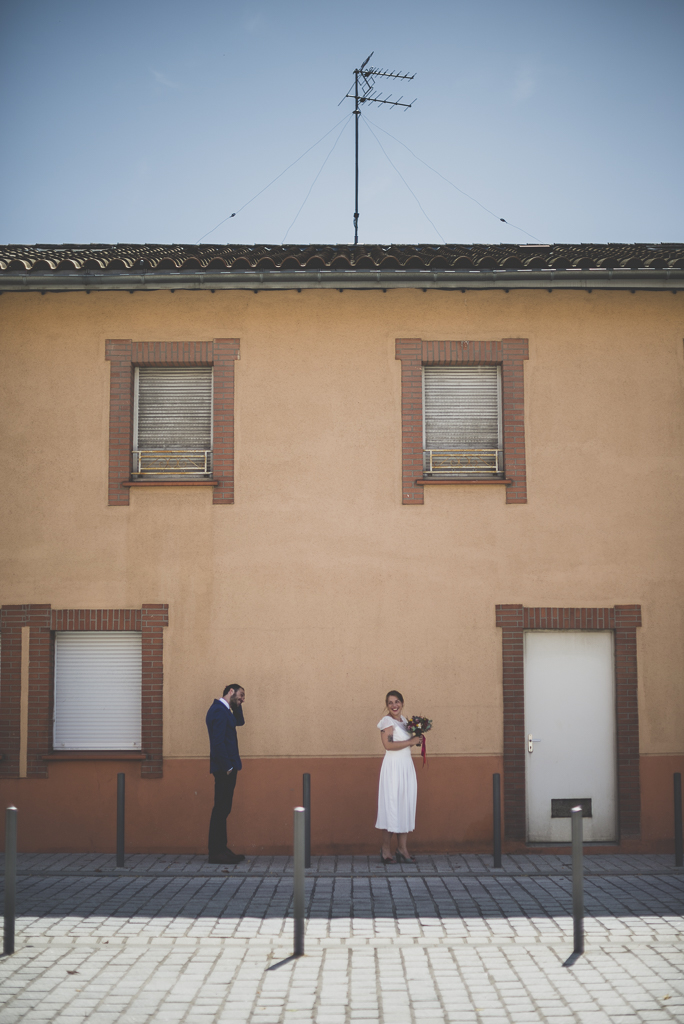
[377,716,395,730]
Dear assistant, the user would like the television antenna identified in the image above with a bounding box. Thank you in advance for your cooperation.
[342,53,416,244]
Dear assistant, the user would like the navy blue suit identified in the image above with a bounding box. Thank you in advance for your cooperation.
[206,698,245,856]
[206,698,244,773]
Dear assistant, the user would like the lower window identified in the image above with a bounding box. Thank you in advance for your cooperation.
[53,631,142,750]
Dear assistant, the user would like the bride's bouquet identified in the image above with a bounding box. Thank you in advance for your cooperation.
[407,716,433,767]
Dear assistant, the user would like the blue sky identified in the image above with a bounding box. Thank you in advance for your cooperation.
[1,0,683,245]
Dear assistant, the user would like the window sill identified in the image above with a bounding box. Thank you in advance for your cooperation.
[123,480,219,488]
[44,751,146,761]
[416,477,513,486]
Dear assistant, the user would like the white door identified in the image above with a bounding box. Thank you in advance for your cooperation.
[524,631,617,842]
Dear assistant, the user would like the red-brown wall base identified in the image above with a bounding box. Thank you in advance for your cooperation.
[0,754,681,855]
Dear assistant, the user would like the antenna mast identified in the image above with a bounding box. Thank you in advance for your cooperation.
[344,53,416,244]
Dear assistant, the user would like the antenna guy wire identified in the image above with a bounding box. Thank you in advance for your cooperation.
[282,116,353,244]
[363,114,543,243]
[362,116,446,244]
[197,113,353,243]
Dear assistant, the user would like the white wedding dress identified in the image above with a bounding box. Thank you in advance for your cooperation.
[375,715,417,833]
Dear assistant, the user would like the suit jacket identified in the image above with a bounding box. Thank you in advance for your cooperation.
[206,699,245,774]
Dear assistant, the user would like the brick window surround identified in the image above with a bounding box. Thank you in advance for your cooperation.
[496,605,642,843]
[0,604,168,779]
[395,338,529,505]
[105,339,240,506]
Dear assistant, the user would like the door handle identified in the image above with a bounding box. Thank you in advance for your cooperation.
[527,734,541,753]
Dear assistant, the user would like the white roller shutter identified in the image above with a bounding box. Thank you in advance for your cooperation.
[134,367,213,476]
[423,366,502,475]
[54,632,142,750]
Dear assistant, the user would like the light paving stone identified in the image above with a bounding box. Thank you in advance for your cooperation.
[1,856,683,1023]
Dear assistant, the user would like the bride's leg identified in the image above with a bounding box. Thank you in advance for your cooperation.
[381,830,393,859]
[396,833,410,857]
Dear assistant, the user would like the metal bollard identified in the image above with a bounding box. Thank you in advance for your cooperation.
[266,806,306,971]
[302,773,311,869]
[492,773,502,868]
[571,805,584,955]
[675,773,683,868]
[4,806,17,956]
[293,806,305,957]
[116,773,125,868]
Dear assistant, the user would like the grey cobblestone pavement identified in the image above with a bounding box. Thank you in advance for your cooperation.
[1,855,683,1023]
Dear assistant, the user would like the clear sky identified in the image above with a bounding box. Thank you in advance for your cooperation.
[1,0,683,246]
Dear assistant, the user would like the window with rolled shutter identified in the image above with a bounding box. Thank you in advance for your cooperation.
[423,366,502,476]
[133,367,213,477]
[53,632,142,750]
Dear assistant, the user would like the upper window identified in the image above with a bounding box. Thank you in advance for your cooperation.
[422,366,502,478]
[133,367,213,479]
[53,631,142,750]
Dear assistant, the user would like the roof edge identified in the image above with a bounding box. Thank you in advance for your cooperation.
[0,268,682,292]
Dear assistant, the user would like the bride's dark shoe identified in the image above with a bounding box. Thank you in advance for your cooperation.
[380,849,396,865]
[395,851,416,864]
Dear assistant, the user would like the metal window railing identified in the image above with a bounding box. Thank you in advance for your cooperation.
[424,448,501,476]
[132,450,212,476]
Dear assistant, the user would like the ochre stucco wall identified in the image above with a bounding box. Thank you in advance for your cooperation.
[1,286,683,851]
[1,288,683,758]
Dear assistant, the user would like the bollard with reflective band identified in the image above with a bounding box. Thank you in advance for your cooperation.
[116,773,125,868]
[266,805,307,970]
[293,806,305,957]
[4,806,17,956]
[571,805,584,955]
[675,773,683,868]
[302,774,311,869]
[492,773,502,868]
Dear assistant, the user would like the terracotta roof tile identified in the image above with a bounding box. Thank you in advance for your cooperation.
[1,242,683,274]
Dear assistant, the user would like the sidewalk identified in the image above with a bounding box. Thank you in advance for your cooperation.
[1,854,683,1023]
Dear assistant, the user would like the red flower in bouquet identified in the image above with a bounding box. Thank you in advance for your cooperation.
[407,716,432,766]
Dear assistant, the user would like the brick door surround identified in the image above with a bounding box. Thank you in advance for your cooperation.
[395,338,529,504]
[495,604,642,842]
[105,339,239,505]
[0,604,168,779]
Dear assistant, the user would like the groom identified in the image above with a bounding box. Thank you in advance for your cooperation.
[206,684,246,865]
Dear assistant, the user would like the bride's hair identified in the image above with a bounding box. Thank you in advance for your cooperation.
[385,689,404,706]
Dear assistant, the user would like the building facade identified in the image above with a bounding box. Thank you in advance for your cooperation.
[0,242,683,854]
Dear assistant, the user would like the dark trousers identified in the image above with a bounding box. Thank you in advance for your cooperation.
[208,769,238,854]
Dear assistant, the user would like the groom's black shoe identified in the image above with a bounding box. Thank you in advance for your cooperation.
[208,850,245,865]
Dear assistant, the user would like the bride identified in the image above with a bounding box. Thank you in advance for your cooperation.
[375,690,422,864]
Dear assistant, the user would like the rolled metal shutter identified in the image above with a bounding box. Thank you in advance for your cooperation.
[135,367,212,476]
[423,366,501,474]
[53,632,142,750]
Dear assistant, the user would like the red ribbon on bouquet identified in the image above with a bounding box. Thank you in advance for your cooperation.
[421,735,427,767]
